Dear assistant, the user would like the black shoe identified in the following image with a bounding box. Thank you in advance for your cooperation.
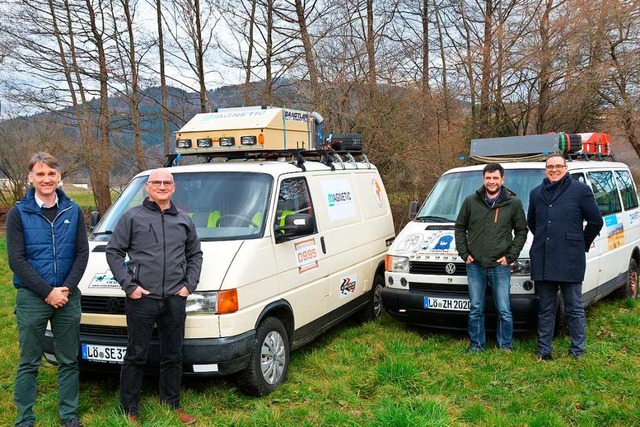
[537,354,553,362]
[569,352,583,359]
[63,417,83,427]
[466,347,484,353]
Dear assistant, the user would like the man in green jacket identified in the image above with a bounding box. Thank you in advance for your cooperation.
[455,163,528,352]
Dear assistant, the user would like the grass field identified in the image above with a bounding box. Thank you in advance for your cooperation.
[0,237,639,426]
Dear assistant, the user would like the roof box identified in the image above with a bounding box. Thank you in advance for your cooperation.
[174,106,320,154]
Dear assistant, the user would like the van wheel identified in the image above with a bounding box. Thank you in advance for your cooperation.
[553,291,566,337]
[236,317,289,396]
[615,258,638,299]
[358,274,385,322]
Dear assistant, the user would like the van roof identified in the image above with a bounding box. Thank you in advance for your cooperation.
[444,160,630,175]
[132,158,378,180]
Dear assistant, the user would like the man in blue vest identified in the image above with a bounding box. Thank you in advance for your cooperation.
[7,152,89,427]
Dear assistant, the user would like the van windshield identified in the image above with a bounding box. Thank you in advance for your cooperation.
[91,172,272,241]
[415,168,545,222]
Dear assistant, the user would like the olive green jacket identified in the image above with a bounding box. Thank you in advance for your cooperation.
[454,186,528,268]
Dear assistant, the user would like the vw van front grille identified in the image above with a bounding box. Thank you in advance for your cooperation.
[81,296,126,315]
[409,261,467,276]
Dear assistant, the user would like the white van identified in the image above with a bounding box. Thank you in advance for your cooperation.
[42,108,395,396]
[382,133,639,333]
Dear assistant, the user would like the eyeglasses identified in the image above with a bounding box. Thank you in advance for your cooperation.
[147,180,174,188]
[545,164,566,171]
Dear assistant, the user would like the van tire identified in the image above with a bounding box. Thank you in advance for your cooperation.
[358,274,385,322]
[615,258,638,299]
[236,317,289,396]
[553,291,566,337]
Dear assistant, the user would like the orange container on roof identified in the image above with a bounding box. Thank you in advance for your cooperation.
[579,132,611,155]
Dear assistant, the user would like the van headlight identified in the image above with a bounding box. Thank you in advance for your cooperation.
[386,255,410,273]
[510,258,530,276]
[186,292,217,313]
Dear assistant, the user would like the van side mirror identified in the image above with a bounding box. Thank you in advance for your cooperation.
[89,210,100,230]
[275,213,315,243]
[408,201,419,221]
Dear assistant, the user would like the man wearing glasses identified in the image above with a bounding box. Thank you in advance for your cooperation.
[528,154,603,361]
[107,168,202,425]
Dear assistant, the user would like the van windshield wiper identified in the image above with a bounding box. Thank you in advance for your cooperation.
[414,215,453,223]
[92,230,113,236]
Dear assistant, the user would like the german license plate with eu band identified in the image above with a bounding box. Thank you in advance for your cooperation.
[81,343,127,363]
[424,296,471,311]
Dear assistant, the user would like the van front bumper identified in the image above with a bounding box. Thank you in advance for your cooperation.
[381,287,538,332]
[43,328,255,376]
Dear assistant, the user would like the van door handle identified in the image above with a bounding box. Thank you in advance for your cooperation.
[320,236,327,254]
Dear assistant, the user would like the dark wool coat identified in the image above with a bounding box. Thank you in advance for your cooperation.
[527,176,603,282]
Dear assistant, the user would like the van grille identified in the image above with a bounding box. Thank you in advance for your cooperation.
[410,261,467,276]
[409,282,492,296]
[80,324,158,337]
[82,296,126,315]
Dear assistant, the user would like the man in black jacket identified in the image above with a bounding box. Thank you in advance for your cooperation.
[528,154,603,361]
[106,168,203,426]
[7,152,88,427]
[455,163,528,352]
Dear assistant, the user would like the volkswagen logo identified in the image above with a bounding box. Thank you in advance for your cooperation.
[106,298,122,314]
[445,263,457,275]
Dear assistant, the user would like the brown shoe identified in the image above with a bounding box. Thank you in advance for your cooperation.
[126,414,141,427]
[175,408,196,425]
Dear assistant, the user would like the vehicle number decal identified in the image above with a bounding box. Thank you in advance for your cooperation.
[294,237,320,273]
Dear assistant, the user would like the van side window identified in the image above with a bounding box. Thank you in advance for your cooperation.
[275,177,316,233]
[588,171,622,216]
[615,170,639,210]
[570,172,586,184]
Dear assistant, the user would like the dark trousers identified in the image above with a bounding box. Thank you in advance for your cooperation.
[120,295,187,415]
[536,281,586,357]
[14,288,81,426]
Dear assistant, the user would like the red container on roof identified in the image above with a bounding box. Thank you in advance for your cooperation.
[579,133,611,155]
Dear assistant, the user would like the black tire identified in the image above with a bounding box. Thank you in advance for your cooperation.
[553,291,566,337]
[615,258,638,300]
[236,317,289,396]
[358,274,385,323]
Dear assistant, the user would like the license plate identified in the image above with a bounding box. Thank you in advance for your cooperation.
[81,343,127,363]
[423,296,470,311]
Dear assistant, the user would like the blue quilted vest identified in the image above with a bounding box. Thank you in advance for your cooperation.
[13,187,80,288]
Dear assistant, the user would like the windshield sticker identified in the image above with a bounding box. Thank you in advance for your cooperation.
[294,237,320,273]
[372,178,383,207]
[339,274,358,298]
[88,271,121,289]
[605,215,624,250]
[322,179,357,221]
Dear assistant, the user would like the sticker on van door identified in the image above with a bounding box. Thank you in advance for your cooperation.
[322,179,357,221]
[294,237,320,273]
[88,271,121,289]
[339,274,358,297]
[605,215,624,249]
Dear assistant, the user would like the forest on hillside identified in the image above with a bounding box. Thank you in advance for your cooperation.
[0,0,638,213]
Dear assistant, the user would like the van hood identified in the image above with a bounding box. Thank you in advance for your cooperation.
[80,240,243,295]
[390,221,460,260]
[390,220,532,260]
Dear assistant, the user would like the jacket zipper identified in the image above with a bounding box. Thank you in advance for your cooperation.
[41,205,73,286]
[494,207,500,223]
[162,212,166,298]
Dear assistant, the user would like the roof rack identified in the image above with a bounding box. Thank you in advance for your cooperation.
[469,132,614,163]
[164,148,371,171]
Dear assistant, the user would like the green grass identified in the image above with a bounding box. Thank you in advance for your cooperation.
[1,237,639,426]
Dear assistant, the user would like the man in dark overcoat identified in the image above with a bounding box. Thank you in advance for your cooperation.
[527,153,603,360]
